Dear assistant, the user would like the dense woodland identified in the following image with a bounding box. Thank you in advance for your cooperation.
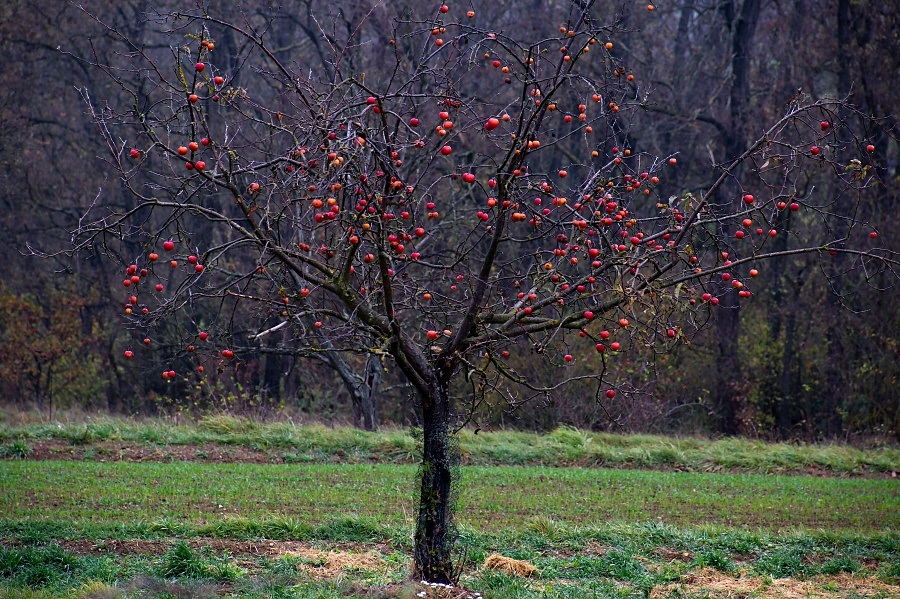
[0,0,897,441]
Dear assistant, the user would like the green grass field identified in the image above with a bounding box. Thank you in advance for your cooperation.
[1,418,898,597]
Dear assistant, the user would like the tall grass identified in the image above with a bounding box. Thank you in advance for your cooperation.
[1,415,896,475]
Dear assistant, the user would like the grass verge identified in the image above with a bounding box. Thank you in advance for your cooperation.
[0,415,897,476]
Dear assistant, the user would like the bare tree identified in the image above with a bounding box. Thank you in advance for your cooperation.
[74,1,895,581]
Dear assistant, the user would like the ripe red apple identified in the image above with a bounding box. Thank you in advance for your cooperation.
[195,62,205,72]
[610,342,620,351]
[595,343,606,353]
[195,161,206,171]
[143,338,151,345]
[820,120,829,130]
[124,350,134,359]
[742,194,754,204]
[163,240,175,251]
[199,331,209,340]
[462,172,476,183]
[440,145,452,155]
[584,311,594,320]
[129,148,140,158]
[667,329,675,338]
[149,252,159,261]
[564,354,573,362]
[221,349,234,359]
[810,146,820,156]
[870,231,877,239]
[606,389,616,398]
[789,202,800,211]
[155,284,164,292]
[618,318,629,328]
[194,264,204,273]
[485,117,500,131]
[440,4,449,12]
[188,141,199,152]
[866,144,875,153]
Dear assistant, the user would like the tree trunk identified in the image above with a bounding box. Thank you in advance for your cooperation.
[413,379,456,584]
[360,354,381,431]
[711,0,762,436]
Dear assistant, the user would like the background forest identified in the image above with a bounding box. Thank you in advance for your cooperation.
[0,0,896,441]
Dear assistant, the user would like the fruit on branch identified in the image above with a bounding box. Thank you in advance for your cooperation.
[221,349,234,359]
[195,62,205,72]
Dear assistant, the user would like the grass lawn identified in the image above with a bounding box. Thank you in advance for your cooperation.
[1,419,898,597]
[1,461,897,534]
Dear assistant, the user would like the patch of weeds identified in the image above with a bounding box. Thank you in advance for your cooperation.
[692,549,737,573]
[125,575,219,599]
[194,450,208,459]
[753,546,805,578]
[0,588,57,599]
[196,414,258,436]
[157,542,243,582]
[0,440,30,459]
[158,542,208,579]
[877,559,900,584]
[316,516,387,542]
[818,555,862,575]
[76,580,124,598]
[0,544,117,589]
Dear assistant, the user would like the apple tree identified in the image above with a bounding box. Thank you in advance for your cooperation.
[75,1,895,582]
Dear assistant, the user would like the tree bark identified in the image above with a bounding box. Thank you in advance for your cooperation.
[413,378,456,584]
[711,0,762,435]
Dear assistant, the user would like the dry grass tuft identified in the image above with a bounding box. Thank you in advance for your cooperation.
[650,567,900,598]
[482,553,538,578]
[285,548,386,578]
